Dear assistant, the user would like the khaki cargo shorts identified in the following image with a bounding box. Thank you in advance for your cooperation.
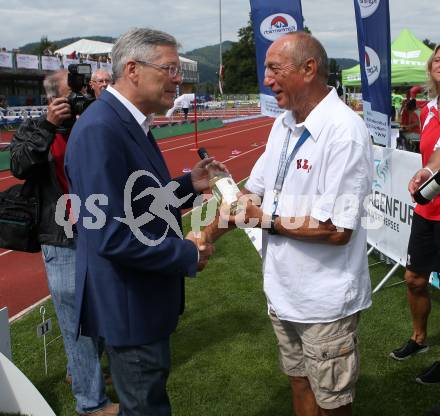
[269,310,360,410]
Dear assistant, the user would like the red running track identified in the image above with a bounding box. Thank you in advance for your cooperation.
[0,117,273,319]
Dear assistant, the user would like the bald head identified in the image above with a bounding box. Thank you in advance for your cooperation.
[273,32,329,83]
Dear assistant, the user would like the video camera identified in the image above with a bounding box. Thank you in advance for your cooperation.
[63,64,95,129]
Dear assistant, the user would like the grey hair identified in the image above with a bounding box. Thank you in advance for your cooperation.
[426,44,440,98]
[91,68,112,81]
[43,70,67,98]
[285,32,329,82]
[112,28,179,80]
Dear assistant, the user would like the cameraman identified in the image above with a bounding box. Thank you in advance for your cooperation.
[10,70,118,416]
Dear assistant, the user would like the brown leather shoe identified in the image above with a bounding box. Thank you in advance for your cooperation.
[78,403,119,415]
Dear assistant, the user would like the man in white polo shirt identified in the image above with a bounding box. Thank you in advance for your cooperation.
[204,32,373,416]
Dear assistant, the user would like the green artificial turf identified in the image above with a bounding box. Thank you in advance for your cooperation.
[0,150,9,172]
[5,217,440,415]
[151,119,224,140]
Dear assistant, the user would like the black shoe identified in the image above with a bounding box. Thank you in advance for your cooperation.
[416,361,440,385]
[389,339,428,361]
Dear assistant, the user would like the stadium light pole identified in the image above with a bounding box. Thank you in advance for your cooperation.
[219,0,222,68]
[219,0,223,96]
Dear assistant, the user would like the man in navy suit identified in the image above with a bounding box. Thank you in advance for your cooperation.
[65,28,216,415]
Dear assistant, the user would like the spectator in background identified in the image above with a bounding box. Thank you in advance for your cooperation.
[392,90,404,121]
[400,98,421,150]
[89,69,112,98]
[10,70,117,415]
[390,46,440,392]
[180,94,191,120]
[0,95,8,110]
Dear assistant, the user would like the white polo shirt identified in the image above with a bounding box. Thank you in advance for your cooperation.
[246,88,373,323]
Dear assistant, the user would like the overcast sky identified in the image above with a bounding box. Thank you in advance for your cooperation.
[1,0,440,59]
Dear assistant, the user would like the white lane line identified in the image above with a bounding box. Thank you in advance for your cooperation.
[0,250,13,256]
[0,175,13,181]
[221,144,266,164]
[161,123,272,153]
[10,295,52,323]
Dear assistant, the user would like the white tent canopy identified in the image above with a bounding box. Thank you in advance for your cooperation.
[55,39,113,55]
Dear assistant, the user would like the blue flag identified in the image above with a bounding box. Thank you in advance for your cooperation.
[249,0,304,117]
[353,0,391,146]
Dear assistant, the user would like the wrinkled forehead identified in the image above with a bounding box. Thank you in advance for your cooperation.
[265,39,292,66]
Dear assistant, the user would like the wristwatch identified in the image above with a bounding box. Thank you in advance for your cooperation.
[268,214,279,235]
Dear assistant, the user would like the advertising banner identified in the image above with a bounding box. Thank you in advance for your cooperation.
[367,146,420,265]
[41,56,61,71]
[99,61,112,73]
[0,52,13,68]
[353,0,391,146]
[63,57,80,68]
[16,54,39,69]
[249,0,304,118]
[84,60,98,73]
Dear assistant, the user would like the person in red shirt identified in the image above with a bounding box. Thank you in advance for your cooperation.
[390,45,440,391]
[400,98,421,150]
[10,71,118,416]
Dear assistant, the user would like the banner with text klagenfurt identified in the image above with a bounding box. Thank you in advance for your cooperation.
[250,0,304,118]
[354,0,391,146]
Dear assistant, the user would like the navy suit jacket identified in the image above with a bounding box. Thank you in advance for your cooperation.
[65,90,198,347]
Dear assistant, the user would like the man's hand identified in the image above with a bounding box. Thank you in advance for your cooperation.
[408,168,432,198]
[190,158,229,193]
[185,230,214,271]
[220,192,266,229]
[46,97,72,127]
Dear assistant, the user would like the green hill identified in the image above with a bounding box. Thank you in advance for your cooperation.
[18,36,357,85]
[182,41,234,83]
[335,58,358,70]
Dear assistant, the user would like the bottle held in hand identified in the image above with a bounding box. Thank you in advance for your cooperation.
[197,147,241,214]
[413,170,440,205]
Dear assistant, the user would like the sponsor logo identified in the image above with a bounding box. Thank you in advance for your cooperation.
[357,0,380,18]
[372,158,390,190]
[392,50,421,59]
[364,46,381,85]
[260,13,297,41]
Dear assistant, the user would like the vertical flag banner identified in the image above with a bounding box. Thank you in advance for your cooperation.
[250,0,304,117]
[353,0,391,146]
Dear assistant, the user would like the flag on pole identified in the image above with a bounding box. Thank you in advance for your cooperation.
[249,0,304,117]
[353,0,391,146]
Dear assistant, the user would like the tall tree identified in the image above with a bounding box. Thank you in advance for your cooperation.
[328,58,342,86]
[33,36,57,55]
[222,21,258,94]
[221,20,312,94]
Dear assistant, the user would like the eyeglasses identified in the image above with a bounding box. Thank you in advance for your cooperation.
[92,79,111,84]
[135,60,183,78]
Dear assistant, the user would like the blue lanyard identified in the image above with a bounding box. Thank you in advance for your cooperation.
[272,127,311,214]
